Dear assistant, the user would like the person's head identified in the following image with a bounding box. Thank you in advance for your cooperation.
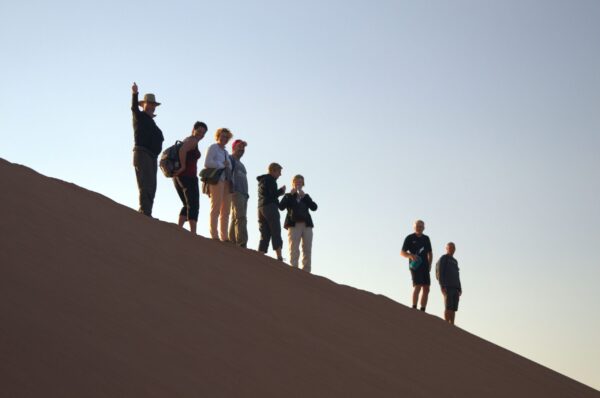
[446,242,456,256]
[413,219,425,236]
[192,121,208,140]
[268,162,283,180]
[231,139,247,158]
[215,128,233,146]
[139,93,161,116]
[292,174,305,190]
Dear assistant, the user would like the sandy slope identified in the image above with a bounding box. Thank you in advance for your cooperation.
[0,158,598,398]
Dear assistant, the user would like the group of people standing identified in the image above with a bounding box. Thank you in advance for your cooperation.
[400,220,463,325]
[130,83,317,272]
[131,84,462,322]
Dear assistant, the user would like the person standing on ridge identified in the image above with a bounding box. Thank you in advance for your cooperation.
[204,128,234,241]
[257,163,286,260]
[400,219,433,312]
[279,174,318,272]
[436,242,462,325]
[131,82,164,217]
[228,139,249,247]
[173,121,208,235]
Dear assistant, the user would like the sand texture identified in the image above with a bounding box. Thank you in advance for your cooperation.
[1,158,598,397]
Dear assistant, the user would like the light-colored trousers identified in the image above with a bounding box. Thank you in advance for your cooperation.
[228,192,248,247]
[208,180,232,241]
[287,222,313,272]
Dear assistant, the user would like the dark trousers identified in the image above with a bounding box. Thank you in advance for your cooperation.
[258,203,282,253]
[174,176,200,221]
[133,149,157,216]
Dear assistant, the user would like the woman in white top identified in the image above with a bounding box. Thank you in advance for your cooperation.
[204,128,234,240]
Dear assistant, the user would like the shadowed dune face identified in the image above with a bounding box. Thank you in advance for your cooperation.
[0,158,598,398]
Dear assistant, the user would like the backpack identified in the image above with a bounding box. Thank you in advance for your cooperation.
[159,140,183,177]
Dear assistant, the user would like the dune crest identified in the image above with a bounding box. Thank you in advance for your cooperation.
[0,158,598,397]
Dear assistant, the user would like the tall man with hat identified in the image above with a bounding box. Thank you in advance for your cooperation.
[228,139,249,247]
[131,82,164,217]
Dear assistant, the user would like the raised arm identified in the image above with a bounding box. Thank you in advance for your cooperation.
[131,82,141,114]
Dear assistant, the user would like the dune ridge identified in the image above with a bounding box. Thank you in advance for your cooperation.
[0,158,598,397]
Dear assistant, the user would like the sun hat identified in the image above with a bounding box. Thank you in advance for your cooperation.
[139,93,161,106]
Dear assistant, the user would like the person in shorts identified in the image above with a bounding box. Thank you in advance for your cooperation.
[400,220,433,312]
[436,242,462,325]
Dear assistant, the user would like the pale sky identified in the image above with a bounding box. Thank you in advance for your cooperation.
[1,0,599,390]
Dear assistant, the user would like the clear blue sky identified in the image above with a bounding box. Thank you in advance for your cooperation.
[1,0,599,390]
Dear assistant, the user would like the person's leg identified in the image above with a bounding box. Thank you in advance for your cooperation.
[228,193,239,243]
[420,285,430,310]
[258,207,271,253]
[237,196,248,248]
[148,154,157,215]
[301,226,313,273]
[288,226,302,267]
[265,204,283,259]
[443,290,450,322]
[208,181,224,239]
[173,177,188,227]
[219,185,232,241]
[412,285,422,308]
[183,176,200,235]
[133,150,155,216]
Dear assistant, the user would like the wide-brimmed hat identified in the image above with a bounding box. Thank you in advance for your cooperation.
[139,93,161,106]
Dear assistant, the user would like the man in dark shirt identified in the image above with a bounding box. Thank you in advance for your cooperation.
[256,162,286,260]
[131,82,164,217]
[400,220,433,312]
[436,242,462,325]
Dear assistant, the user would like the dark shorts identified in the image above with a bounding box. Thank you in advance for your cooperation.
[410,268,431,286]
[444,287,460,311]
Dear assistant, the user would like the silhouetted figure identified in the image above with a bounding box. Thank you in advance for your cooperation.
[131,82,164,217]
[228,139,249,247]
[400,220,433,312]
[173,121,208,235]
[436,242,462,325]
[204,128,234,241]
[257,163,286,260]
[279,174,318,272]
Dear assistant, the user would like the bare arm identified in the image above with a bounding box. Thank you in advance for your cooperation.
[400,250,416,261]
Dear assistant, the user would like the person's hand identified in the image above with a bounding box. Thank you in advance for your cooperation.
[132,82,138,94]
[442,287,447,295]
[290,187,297,194]
[409,254,417,261]
[173,167,185,176]
[297,189,305,197]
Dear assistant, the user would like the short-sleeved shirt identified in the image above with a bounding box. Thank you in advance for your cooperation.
[402,233,432,285]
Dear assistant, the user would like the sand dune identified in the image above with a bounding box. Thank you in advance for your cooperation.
[0,158,598,397]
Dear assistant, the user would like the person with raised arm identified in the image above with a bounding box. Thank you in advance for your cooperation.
[130,82,164,217]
